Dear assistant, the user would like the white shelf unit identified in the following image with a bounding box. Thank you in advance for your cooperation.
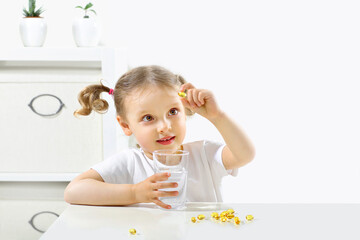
[0,47,129,239]
[0,47,128,182]
[0,173,79,182]
[0,47,124,61]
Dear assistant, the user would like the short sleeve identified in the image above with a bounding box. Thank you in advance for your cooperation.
[204,140,238,178]
[91,151,131,184]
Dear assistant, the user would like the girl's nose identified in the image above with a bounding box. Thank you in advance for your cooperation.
[157,119,171,133]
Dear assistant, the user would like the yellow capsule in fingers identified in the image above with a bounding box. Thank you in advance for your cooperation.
[129,228,136,235]
[246,214,254,221]
[191,217,197,223]
[197,214,205,220]
[178,91,186,98]
[234,217,241,225]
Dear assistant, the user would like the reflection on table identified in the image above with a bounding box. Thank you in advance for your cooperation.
[40,202,360,240]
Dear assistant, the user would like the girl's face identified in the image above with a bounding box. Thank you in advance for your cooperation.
[117,85,187,159]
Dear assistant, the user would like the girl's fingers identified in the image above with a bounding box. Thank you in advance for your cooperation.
[150,172,170,182]
[156,190,179,198]
[152,182,178,190]
[185,89,194,108]
[179,83,209,109]
[179,82,198,108]
[185,89,197,108]
[186,89,203,108]
[191,89,202,107]
[179,82,195,92]
[198,91,206,105]
[180,97,192,109]
[153,198,171,209]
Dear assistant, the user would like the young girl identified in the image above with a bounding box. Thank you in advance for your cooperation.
[64,65,255,209]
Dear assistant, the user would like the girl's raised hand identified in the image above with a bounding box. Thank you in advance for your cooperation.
[179,83,223,121]
[133,172,179,209]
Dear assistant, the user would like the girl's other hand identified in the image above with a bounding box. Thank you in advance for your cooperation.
[179,83,223,121]
[133,172,179,209]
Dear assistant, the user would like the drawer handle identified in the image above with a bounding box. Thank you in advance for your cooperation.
[28,94,65,117]
[28,211,60,233]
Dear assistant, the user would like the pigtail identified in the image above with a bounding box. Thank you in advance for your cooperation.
[74,83,111,117]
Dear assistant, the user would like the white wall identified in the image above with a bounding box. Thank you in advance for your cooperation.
[2,0,359,203]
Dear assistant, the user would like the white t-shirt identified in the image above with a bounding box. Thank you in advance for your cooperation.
[91,140,238,202]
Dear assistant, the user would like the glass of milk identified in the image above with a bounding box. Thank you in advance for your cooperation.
[153,149,189,210]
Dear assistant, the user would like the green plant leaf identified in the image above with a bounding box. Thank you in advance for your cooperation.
[24,0,45,17]
[29,0,35,14]
[89,9,97,15]
[23,8,30,17]
[75,6,84,9]
[34,7,44,17]
[84,3,93,10]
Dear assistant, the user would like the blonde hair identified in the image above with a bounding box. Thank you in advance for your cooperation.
[74,65,194,118]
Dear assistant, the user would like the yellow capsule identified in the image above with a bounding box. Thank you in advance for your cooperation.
[211,212,219,219]
[129,228,136,235]
[220,211,228,217]
[178,91,186,98]
[191,217,197,223]
[220,217,227,222]
[227,209,235,214]
[197,214,205,220]
[234,217,241,225]
[246,215,254,221]
[227,213,235,219]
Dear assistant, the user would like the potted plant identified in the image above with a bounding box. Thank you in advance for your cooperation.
[72,3,101,47]
[20,0,47,47]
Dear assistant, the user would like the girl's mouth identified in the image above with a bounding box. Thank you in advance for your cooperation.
[156,136,175,145]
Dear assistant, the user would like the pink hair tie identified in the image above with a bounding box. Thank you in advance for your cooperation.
[109,89,114,95]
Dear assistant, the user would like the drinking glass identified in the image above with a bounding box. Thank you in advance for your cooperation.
[153,150,189,210]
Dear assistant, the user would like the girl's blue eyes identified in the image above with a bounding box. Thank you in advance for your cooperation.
[142,108,179,122]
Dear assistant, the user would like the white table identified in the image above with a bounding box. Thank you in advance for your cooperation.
[40,202,360,240]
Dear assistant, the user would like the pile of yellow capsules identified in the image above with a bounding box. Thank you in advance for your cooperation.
[129,209,254,235]
[191,209,254,226]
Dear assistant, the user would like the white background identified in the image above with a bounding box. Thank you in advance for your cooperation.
[2,0,359,203]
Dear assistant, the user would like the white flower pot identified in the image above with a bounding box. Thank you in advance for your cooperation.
[19,17,47,47]
[72,18,101,47]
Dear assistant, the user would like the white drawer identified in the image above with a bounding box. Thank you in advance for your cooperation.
[0,200,68,240]
[0,82,103,173]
